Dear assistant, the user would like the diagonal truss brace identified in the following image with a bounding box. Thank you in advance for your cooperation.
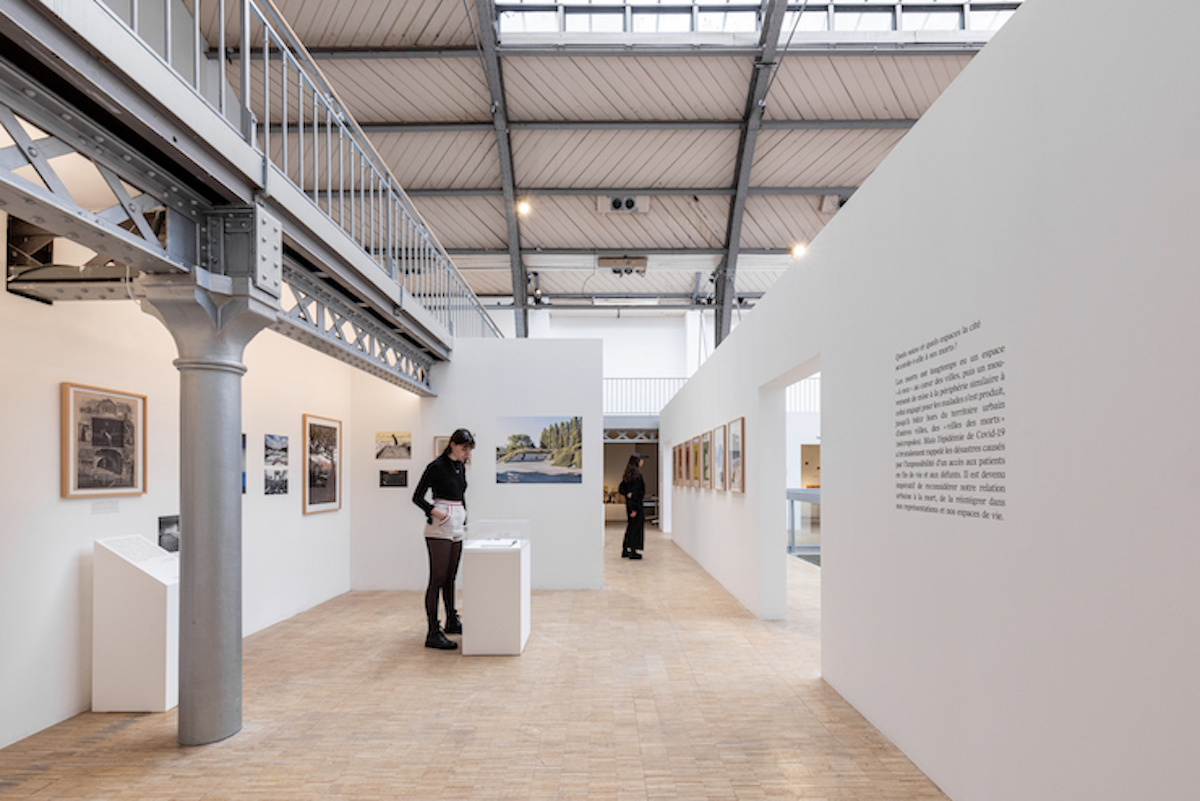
[276,263,436,396]
[0,62,206,278]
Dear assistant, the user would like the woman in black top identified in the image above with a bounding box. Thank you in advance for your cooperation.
[412,428,474,650]
[619,453,646,560]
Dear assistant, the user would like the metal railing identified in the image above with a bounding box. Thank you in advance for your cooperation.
[604,377,688,415]
[97,0,501,340]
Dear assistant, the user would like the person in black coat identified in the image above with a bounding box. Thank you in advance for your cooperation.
[412,428,474,650]
[619,453,646,559]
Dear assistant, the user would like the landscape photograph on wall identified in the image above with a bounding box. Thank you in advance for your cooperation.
[496,416,583,484]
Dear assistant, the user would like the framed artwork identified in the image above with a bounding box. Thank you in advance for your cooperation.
[433,435,450,458]
[713,424,727,491]
[61,382,147,498]
[379,469,408,487]
[375,431,412,459]
[675,445,682,485]
[158,515,180,552]
[701,431,712,489]
[303,414,342,514]
[496,415,583,484]
[728,417,745,494]
[684,440,691,484]
[691,437,701,488]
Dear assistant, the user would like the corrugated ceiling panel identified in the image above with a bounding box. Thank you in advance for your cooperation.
[765,55,972,120]
[751,129,907,187]
[455,268,514,298]
[318,60,490,124]
[408,196,508,249]
[512,130,738,188]
[731,269,788,295]
[739,195,829,250]
[504,57,752,121]
[519,195,731,250]
[370,132,500,190]
[268,0,478,48]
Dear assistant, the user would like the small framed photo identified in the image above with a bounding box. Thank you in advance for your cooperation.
[713,424,727,491]
[433,435,450,458]
[375,431,412,460]
[61,382,147,498]
[691,436,701,488]
[728,417,745,494]
[701,431,712,490]
[379,469,408,487]
[303,414,342,514]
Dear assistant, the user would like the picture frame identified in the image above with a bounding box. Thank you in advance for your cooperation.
[701,431,712,489]
[433,435,450,458]
[61,382,147,498]
[713,424,727,491]
[375,431,412,460]
[728,417,745,494]
[691,436,701,488]
[303,414,342,514]
[684,440,691,484]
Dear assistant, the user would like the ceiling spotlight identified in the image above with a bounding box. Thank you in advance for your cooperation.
[517,200,532,216]
[791,242,808,259]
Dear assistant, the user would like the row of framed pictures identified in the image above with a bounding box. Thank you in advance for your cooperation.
[59,382,347,516]
[673,417,744,493]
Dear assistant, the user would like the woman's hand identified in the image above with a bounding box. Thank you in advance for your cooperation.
[432,507,450,523]
[630,510,638,518]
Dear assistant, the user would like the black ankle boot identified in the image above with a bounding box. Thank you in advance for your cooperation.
[444,613,462,635]
[425,626,457,650]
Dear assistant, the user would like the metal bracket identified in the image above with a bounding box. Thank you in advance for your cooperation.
[201,206,283,302]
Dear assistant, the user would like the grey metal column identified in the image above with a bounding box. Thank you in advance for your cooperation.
[139,207,283,746]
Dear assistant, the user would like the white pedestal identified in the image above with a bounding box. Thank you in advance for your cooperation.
[92,535,179,712]
[462,538,530,656]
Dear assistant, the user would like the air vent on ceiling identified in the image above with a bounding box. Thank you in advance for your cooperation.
[597,195,650,214]
[598,256,648,276]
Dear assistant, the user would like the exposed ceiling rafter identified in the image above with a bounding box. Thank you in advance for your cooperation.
[715,0,791,346]
[472,0,529,337]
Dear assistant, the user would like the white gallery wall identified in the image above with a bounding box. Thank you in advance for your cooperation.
[661,0,1200,797]
[0,284,356,749]
[421,337,605,590]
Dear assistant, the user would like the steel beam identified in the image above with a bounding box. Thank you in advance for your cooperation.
[474,0,529,338]
[275,263,436,396]
[715,0,790,346]
[290,43,984,59]
[353,119,912,134]
[447,247,791,256]
[407,186,857,198]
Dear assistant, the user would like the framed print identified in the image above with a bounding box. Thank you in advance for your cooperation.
[379,469,408,487]
[713,424,727,491]
[375,431,412,459]
[684,440,691,484]
[728,417,745,493]
[303,414,342,514]
[496,415,583,484]
[691,437,701,488]
[61,382,147,498]
[433,435,450,458]
[675,445,682,485]
[701,431,712,489]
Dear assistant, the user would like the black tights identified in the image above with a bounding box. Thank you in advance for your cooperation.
[424,538,462,630]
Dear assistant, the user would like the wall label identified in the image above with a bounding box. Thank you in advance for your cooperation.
[893,320,1008,521]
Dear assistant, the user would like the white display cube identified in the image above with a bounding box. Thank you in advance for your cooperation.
[92,535,180,713]
[462,537,530,656]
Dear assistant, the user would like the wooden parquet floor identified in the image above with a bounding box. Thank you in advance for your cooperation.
[0,525,947,800]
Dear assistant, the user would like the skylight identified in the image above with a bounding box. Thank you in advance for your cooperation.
[496,1,1025,39]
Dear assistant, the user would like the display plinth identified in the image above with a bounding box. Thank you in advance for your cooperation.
[462,537,530,656]
[92,535,179,712]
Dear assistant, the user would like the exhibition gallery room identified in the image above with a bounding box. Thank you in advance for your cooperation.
[3,1,1198,799]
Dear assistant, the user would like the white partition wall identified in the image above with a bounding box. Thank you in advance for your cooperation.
[422,338,605,590]
[661,0,1200,797]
